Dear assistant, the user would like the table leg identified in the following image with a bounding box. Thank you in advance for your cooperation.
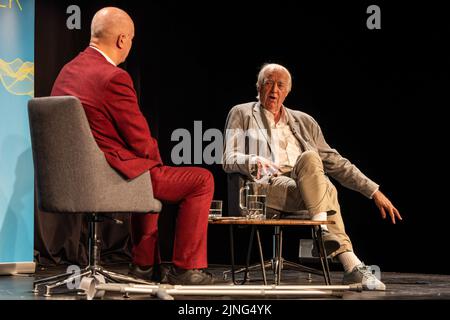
[229,225,236,285]
[255,228,267,285]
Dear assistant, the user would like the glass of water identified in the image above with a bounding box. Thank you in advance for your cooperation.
[209,200,223,219]
[246,196,266,220]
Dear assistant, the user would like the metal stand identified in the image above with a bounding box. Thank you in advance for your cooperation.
[32,214,151,297]
[224,225,332,285]
[84,282,362,300]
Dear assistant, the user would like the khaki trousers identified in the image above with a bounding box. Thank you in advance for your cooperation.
[269,151,353,256]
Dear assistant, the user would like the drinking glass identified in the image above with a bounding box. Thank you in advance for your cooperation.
[209,200,223,219]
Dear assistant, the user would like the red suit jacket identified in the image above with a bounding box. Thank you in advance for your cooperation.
[51,47,163,179]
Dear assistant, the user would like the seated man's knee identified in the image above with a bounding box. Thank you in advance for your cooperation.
[197,168,215,190]
[299,150,321,162]
[295,151,322,170]
[204,169,214,189]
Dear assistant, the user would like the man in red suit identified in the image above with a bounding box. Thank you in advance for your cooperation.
[51,7,215,285]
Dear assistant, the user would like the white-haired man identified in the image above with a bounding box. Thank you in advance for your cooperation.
[223,63,402,290]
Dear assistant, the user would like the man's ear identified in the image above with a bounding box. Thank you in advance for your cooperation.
[116,34,125,49]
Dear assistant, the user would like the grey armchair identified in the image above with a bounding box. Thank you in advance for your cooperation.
[28,96,162,297]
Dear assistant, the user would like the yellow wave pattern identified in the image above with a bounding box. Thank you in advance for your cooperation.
[0,58,34,97]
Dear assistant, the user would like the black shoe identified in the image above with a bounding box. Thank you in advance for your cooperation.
[128,263,170,283]
[156,263,171,284]
[167,266,215,285]
[128,264,155,281]
[312,230,341,257]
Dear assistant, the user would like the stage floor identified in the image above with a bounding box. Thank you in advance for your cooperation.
[1,264,450,300]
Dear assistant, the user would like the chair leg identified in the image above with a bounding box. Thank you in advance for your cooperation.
[33,271,79,292]
[96,267,153,285]
[34,213,154,297]
[42,270,92,297]
[33,266,90,293]
[87,215,155,285]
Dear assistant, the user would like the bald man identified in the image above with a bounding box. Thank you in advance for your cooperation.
[51,7,215,285]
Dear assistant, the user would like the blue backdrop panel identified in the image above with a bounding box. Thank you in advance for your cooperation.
[0,0,35,263]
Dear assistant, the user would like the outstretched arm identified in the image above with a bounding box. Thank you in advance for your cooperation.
[372,190,402,224]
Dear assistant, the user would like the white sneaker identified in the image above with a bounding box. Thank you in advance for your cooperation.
[342,263,386,291]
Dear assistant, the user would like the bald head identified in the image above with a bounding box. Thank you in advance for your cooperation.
[90,7,135,65]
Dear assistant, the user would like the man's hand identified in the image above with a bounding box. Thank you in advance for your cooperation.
[254,156,280,180]
[372,190,402,224]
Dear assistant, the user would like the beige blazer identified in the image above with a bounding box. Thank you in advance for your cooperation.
[223,101,379,200]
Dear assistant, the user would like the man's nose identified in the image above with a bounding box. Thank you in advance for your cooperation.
[270,83,279,93]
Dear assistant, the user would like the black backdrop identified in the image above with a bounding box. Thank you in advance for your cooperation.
[35,0,449,274]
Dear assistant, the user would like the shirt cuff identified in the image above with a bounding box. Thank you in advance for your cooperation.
[369,186,379,199]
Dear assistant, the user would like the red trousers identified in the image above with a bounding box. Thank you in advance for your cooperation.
[131,166,214,269]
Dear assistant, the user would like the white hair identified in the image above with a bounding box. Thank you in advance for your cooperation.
[256,63,292,100]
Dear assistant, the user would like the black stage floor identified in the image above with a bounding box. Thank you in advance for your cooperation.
[1,263,450,301]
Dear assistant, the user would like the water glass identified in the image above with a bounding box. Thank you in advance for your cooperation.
[209,200,223,218]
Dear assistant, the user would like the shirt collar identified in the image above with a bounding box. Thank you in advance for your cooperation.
[89,46,116,66]
[262,105,287,126]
